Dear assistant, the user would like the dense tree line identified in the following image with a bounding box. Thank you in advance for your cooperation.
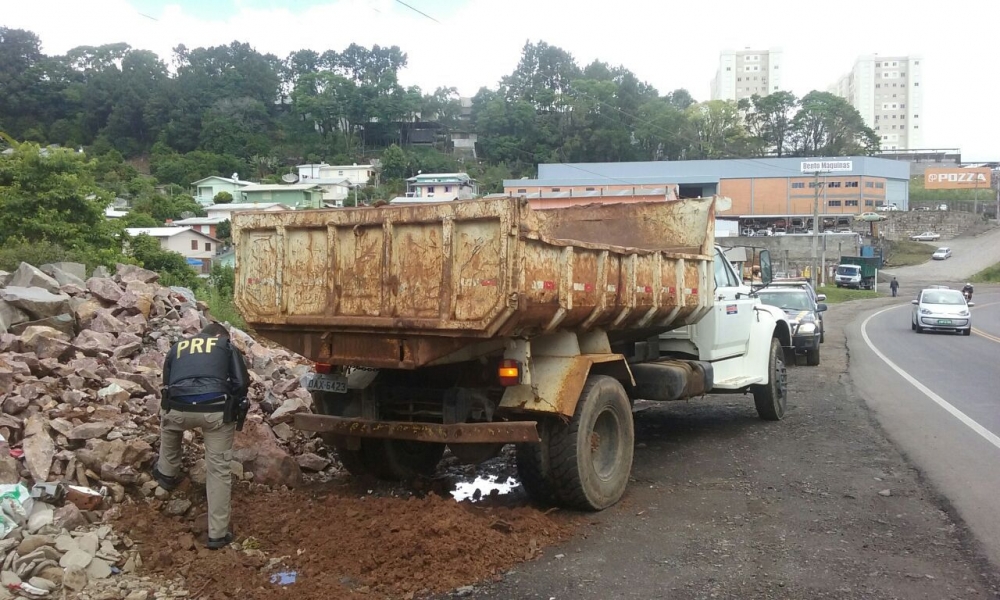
[1,29,879,198]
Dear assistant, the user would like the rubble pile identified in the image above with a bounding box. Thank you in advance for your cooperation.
[0,261,333,596]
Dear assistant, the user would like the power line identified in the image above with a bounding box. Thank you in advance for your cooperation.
[393,0,440,23]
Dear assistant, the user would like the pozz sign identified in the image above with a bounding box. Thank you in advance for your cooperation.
[924,167,992,190]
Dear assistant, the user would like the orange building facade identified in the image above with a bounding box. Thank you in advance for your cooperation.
[503,157,910,218]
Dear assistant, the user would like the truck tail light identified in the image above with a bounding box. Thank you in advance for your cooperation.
[315,363,332,374]
[498,359,521,386]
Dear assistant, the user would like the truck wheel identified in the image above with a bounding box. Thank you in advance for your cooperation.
[310,390,371,477]
[515,420,560,506]
[806,346,820,366]
[547,375,634,511]
[370,440,446,480]
[752,337,787,421]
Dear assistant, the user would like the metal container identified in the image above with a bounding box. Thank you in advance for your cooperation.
[232,196,720,369]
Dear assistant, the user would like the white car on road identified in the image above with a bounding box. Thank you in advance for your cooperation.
[910,231,941,242]
[932,247,952,260]
[911,287,972,335]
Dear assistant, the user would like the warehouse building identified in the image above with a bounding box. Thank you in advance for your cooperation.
[503,157,911,223]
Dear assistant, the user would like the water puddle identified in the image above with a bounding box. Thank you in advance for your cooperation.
[451,475,519,502]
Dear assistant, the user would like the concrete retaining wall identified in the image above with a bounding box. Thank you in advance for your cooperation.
[871,211,992,241]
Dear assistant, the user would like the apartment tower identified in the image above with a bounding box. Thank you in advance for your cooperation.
[710,48,783,102]
[829,55,923,150]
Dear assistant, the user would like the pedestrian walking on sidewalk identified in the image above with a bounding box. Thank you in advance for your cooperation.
[890,277,899,297]
[154,323,250,549]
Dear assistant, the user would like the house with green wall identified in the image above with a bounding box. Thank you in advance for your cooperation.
[239,183,324,209]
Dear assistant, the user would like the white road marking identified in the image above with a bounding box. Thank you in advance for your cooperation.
[861,305,1000,451]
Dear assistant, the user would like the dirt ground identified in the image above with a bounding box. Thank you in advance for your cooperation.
[115,475,574,600]
[114,300,1000,600]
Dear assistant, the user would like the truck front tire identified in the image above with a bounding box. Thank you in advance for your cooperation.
[752,337,787,420]
[541,375,635,511]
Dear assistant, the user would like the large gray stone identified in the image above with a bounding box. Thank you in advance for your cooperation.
[85,557,112,579]
[0,270,10,287]
[0,300,29,333]
[91,265,111,279]
[51,262,86,281]
[23,415,55,484]
[233,420,302,488]
[86,278,123,303]
[0,287,71,320]
[116,264,159,284]
[62,565,88,591]
[10,313,75,338]
[68,421,114,441]
[88,309,126,334]
[59,549,93,569]
[40,263,86,288]
[9,263,61,293]
[72,329,115,354]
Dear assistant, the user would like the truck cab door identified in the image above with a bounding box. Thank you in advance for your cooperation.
[692,248,757,361]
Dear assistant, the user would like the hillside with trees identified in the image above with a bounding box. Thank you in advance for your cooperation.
[1,29,878,197]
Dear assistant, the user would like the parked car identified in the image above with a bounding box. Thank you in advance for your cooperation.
[768,278,826,342]
[756,287,827,365]
[910,231,941,242]
[937,204,948,211]
[855,212,887,222]
[932,247,952,260]
[876,203,900,212]
[911,288,973,335]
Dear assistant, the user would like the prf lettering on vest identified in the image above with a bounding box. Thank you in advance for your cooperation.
[176,338,218,358]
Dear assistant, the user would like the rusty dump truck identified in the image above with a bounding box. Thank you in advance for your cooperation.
[232,196,792,510]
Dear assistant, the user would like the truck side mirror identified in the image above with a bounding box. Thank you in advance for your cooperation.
[758,250,773,285]
[816,303,828,312]
[911,300,918,305]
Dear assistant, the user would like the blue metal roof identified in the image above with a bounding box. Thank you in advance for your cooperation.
[511,156,910,186]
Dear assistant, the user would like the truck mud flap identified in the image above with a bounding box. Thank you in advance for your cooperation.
[293,414,541,444]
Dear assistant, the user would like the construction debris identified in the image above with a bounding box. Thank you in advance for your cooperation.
[0,261,338,596]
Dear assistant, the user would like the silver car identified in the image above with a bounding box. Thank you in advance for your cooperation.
[911,288,973,335]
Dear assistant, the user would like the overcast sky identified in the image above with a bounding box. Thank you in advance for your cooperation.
[4,0,998,161]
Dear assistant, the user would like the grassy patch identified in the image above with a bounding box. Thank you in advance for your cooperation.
[198,288,246,329]
[884,239,936,267]
[816,286,881,304]
[970,263,1000,283]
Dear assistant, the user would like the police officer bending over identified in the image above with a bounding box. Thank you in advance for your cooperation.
[153,322,250,549]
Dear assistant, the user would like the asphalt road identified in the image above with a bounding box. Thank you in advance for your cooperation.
[885,225,1000,281]
[465,299,1000,600]
[847,290,1000,568]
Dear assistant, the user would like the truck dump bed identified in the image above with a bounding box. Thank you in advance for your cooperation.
[232,196,720,369]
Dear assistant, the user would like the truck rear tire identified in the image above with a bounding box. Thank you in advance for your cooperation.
[310,390,445,480]
[515,420,560,506]
[545,375,634,511]
[752,337,787,421]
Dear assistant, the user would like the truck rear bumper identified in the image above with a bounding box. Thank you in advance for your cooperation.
[293,414,541,444]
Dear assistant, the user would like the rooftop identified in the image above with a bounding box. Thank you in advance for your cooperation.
[407,173,474,184]
[206,202,283,212]
[124,227,221,242]
[241,183,324,192]
[191,175,251,187]
[524,156,911,185]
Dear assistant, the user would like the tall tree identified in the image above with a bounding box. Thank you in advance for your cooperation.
[684,100,753,159]
[790,91,879,156]
[739,91,799,157]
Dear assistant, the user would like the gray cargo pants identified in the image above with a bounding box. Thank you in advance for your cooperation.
[157,409,235,539]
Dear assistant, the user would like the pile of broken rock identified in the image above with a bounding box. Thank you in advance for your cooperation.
[0,261,334,596]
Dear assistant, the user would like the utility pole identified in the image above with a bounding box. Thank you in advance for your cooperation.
[811,170,822,288]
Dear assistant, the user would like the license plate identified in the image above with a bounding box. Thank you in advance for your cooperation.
[307,374,348,394]
[936,319,952,325]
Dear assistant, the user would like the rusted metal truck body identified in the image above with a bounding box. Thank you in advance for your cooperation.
[232,196,790,510]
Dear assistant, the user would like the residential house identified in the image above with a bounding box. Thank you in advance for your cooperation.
[239,184,324,209]
[105,206,129,219]
[171,217,225,239]
[190,176,252,206]
[125,227,220,274]
[297,163,374,187]
[391,173,479,204]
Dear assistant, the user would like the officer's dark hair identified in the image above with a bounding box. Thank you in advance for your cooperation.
[201,322,230,339]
